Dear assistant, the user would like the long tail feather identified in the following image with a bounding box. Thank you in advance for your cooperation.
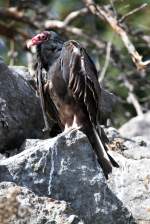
[82,125,119,179]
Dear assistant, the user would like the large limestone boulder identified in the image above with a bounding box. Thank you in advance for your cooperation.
[108,134,150,223]
[0,130,135,224]
[1,59,148,223]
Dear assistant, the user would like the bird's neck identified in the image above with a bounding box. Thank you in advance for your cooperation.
[36,45,62,72]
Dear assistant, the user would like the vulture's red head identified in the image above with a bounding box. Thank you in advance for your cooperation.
[27,31,51,48]
[27,31,63,71]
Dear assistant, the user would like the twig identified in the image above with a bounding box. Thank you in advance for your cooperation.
[128,92,143,116]
[45,20,105,49]
[9,40,16,66]
[64,8,88,25]
[109,0,117,18]
[123,77,143,116]
[99,40,112,83]
[119,3,148,23]
[84,0,150,70]
[0,23,29,40]
[0,7,38,28]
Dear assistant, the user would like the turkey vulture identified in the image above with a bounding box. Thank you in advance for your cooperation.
[27,31,119,178]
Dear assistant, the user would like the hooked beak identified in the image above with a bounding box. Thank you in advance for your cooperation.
[26,32,49,48]
[26,39,35,48]
[26,35,42,48]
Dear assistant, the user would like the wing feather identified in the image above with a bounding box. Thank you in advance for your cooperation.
[61,40,101,125]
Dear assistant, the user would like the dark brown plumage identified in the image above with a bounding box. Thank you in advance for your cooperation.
[27,31,119,178]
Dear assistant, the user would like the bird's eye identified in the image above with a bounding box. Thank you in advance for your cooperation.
[40,34,47,41]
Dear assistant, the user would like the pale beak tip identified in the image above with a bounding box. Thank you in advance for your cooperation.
[26,39,33,48]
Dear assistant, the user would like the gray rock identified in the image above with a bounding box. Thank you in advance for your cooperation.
[119,112,150,140]
[9,65,36,89]
[0,61,44,152]
[0,181,83,224]
[0,130,135,224]
[104,126,121,141]
[108,134,150,223]
[0,153,5,161]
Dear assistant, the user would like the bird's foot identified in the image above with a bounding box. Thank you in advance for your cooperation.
[63,125,81,135]
[63,115,82,134]
[71,115,82,130]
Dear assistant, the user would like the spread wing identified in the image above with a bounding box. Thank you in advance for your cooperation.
[60,40,101,125]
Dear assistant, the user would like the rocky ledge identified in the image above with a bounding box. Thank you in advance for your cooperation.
[0,60,150,224]
[0,128,150,223]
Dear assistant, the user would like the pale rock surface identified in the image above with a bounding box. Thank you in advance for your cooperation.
[0,130,135,224]
[119,112,150,140]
